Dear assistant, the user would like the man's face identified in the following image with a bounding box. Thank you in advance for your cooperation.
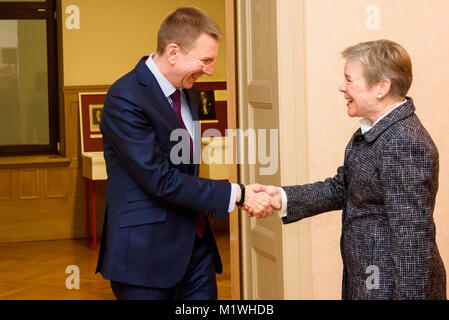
[175,33,219,89]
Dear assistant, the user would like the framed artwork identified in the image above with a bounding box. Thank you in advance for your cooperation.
[198,90,217,121]
[78,92,107,153]
[89,104,103,133]
[195,82,227,136]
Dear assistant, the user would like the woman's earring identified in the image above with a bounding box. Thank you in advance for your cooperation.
[377,93,383,99]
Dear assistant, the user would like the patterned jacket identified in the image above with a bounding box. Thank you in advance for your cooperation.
[282,97,446,299]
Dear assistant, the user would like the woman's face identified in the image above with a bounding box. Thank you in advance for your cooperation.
[339,59,379,119]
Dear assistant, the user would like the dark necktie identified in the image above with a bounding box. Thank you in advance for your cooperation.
[170,90,193,163]
[170,90,206,238]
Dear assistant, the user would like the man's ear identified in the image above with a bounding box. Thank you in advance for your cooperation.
[166,43,179,65]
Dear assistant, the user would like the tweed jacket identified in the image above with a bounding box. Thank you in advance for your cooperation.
[282,97,446,300]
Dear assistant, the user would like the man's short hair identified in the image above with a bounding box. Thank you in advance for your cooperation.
[157,7,222,55]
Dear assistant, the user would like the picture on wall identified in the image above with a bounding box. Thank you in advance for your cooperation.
[89,104,103,133]
[198,90,217,121]
[195,82,227,136]
[78,92,107,153]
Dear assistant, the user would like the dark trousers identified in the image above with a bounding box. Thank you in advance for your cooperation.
[110,233,217,300]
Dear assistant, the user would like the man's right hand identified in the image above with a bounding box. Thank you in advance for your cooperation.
[241,184,282,218]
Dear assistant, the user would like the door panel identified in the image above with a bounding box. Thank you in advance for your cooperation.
[237,0,283,300]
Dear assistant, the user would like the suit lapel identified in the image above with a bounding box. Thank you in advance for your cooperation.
[135,57,179,128]
[135,57,201,176]
[183,87,199,122]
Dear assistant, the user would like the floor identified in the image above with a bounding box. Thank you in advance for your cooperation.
[0,229,231,300]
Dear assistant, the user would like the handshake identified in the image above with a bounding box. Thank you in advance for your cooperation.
[237,184,282,218]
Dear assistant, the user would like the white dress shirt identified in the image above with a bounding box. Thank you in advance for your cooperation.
[145,53,237,212]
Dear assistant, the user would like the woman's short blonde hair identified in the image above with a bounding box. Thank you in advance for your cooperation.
[341,39,412,98]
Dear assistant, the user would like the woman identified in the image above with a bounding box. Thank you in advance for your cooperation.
[251,39,447,299]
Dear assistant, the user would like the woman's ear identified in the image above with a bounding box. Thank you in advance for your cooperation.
[378,79,392,97]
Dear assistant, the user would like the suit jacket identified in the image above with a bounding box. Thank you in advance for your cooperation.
[96,57,231,289]
[282,98,446,299]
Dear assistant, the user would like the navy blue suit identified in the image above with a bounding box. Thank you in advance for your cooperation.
[96,57,231,298]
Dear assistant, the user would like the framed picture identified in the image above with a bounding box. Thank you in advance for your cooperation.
[195,82,227,136]
[89,104,103,133]
[198,90,217,121]
[78,92,107,153]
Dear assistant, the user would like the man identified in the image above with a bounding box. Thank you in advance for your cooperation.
[96,7,277,300]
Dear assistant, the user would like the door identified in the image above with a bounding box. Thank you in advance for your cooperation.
[236,0,283,299]
[236,0,312,300]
